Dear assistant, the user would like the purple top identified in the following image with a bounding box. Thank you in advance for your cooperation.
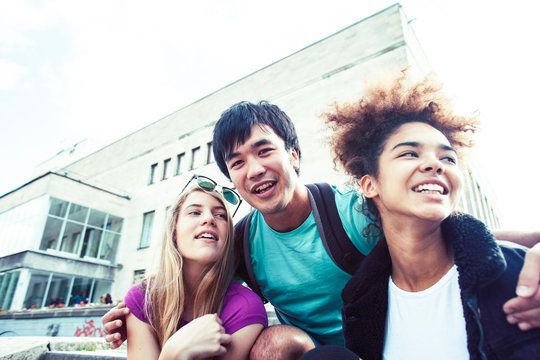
[125,281,268,334]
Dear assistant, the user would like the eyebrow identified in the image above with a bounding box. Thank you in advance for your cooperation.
[226,138,273,162]
[184,203,226,211]
[392,141,457,153]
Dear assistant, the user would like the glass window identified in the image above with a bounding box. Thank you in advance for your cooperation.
[45,274,71,306]
[49,198,69,218]
[91,280,112,303]
[206,141,214,164]
[88,209,106,228]
[149,163,158,185]
[39,217,64,250]
[0,271,20,310]
[191,146,201,170]
[106,214,123,233]
[68,203,88,223]
[38,198,123,262]
[99,232,120,262]
[81,227,103,258]
[133,269,146,284]
[175,153,185,175]
[69,277,92,305]
[24,272,49,308]
[162,158,171,180]
[139,211,155,249]
[60,222,84,254]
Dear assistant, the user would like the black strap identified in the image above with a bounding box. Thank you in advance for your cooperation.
[306,183,364,275]
[234,211,268,301]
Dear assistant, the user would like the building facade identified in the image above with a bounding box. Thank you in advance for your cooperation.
[0,4,499,310]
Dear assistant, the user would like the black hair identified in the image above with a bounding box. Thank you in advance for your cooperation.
[212,101,301,179]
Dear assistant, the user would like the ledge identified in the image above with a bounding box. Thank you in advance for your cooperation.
[0,305,114,320]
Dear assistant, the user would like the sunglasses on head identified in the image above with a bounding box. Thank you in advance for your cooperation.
[181,174,242,217]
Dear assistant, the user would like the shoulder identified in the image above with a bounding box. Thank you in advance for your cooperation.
[124,283,149,324]
[220,281,268,334]
[125,283,145,304]
[331,184,366,220]
[331,184,375,254]
[223,281,266,311]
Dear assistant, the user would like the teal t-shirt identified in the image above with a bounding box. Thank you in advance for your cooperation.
[249,185,375,346]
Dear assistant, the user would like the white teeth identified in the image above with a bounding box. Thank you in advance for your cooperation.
[413,183,444,194]
[255,182,273,193]
[197,233,216,240]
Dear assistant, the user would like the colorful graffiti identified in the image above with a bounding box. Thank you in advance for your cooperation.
[74,319,104,337]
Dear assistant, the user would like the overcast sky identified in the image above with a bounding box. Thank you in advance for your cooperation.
[1,0,539,230]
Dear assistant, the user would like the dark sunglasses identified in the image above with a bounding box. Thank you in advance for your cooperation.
[181,174,242,217]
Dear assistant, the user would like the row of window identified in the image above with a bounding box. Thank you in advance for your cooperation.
[39,197,123,263]
[149,141,214,185]
[0,269,111,310]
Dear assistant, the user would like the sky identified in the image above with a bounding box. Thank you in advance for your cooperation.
[1,0,539,230]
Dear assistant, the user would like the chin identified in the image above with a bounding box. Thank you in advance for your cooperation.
[418,209,452,222]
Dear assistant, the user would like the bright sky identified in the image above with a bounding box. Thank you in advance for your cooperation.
[1,0,539,230]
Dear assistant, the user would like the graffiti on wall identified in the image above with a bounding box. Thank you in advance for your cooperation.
[74,319,104,337]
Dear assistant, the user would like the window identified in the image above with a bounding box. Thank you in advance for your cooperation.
[175,153,185,175]
[22,270,111,310]
[133,269,146,284]
[162,158,171,180]
[206,141,214,164]
[190,146,201,170]
[149,163,158,185]
[0,271,20,310]
[45,274,71,307]
[139,211,155,249]
[69,277,92,305]
[38,197,123,263]
[23,272,49,309]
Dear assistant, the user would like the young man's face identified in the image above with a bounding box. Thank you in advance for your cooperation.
[225,125,300,216]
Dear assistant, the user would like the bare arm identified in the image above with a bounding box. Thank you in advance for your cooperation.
[492,229,540,249]
[126,312,160,360]
[159,314,232,360]
[220,323,264,360]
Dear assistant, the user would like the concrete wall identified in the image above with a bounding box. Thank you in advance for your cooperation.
[0,307,109,337]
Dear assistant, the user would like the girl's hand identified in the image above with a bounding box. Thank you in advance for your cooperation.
[160,314,232,360]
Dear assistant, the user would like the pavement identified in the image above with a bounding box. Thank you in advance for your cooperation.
[0,336,126,360]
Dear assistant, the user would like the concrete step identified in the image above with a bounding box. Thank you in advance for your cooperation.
[45,350,126,359]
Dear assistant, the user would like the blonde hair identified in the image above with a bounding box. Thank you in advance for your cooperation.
[143,185,235,347]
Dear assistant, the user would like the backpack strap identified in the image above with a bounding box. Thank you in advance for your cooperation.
[234,211,267,302]
[306,183,365,275]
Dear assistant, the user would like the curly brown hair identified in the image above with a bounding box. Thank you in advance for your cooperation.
[324,70,480,239]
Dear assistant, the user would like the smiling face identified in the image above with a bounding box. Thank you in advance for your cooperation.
[225,125,300,216]
[360,122,464,224]
[175,190,230,266]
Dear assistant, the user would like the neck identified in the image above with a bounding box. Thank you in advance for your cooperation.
[263,184,312,232]
[382,217,454,292]
[182,261,206,304]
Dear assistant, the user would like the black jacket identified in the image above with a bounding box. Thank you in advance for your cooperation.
[342,214,540,360]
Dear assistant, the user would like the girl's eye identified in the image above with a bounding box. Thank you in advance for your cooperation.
[188,211,201,216]
[442,156,457,164]
[215,213,227,219]
[399,151,417,158]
